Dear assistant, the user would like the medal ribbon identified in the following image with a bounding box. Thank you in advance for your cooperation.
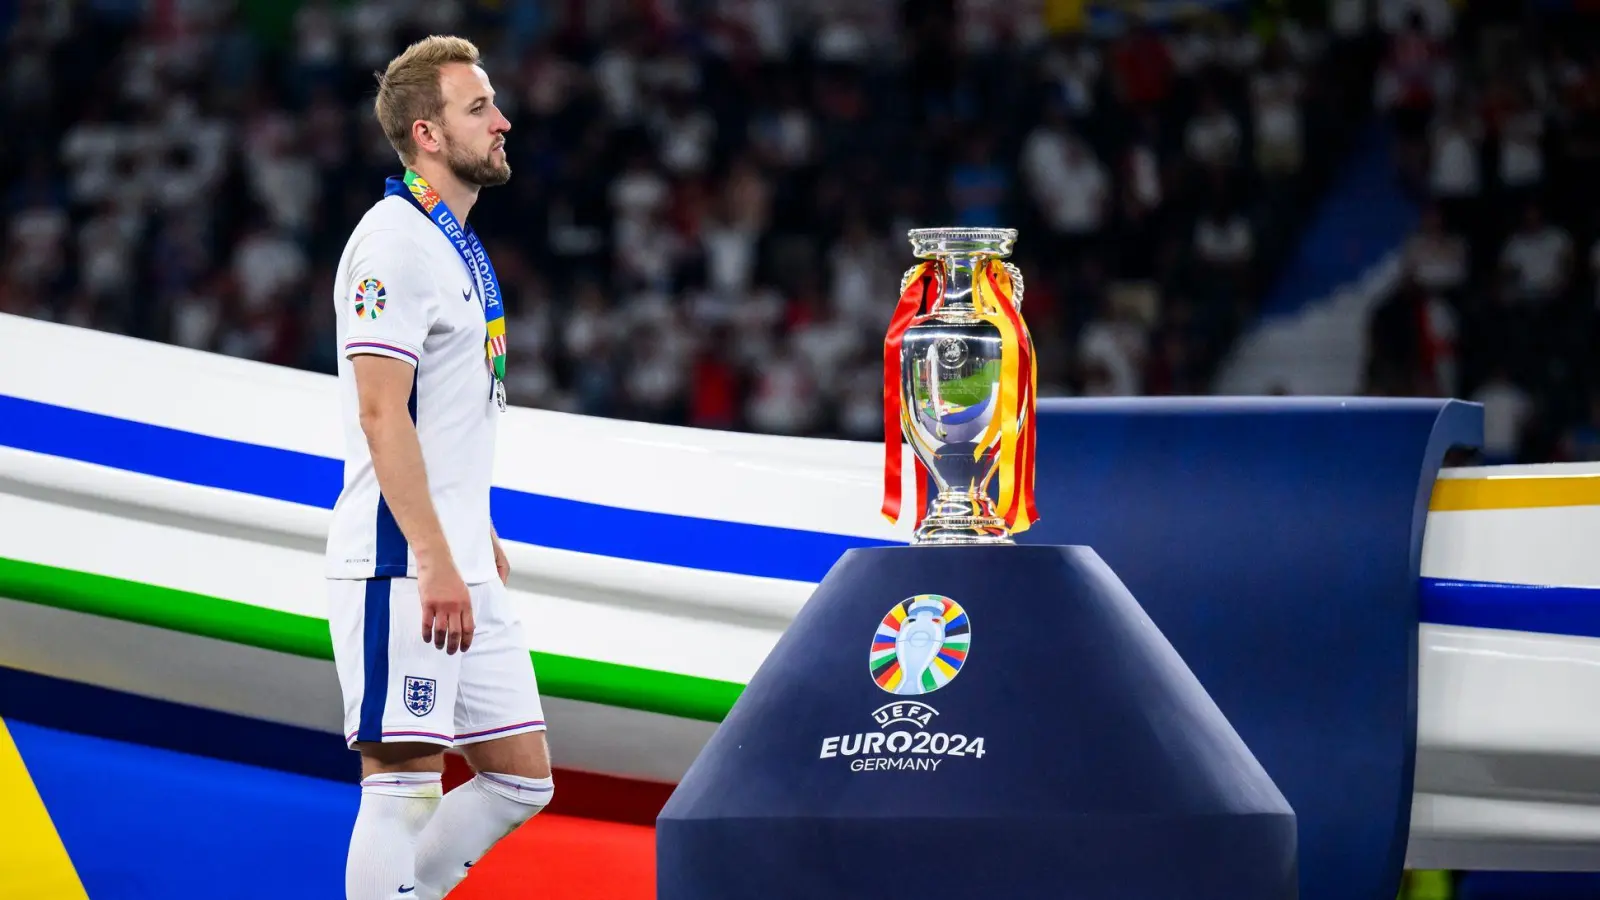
[384,170,506,383]
[882,262,940,525]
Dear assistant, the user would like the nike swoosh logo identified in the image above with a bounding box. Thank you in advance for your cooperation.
[462,289,472,303]
[399,887,415,894]
[464,861,475,868]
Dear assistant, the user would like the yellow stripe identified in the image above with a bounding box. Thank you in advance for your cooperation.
[0,718,89,899]
[1430,474,1600,511]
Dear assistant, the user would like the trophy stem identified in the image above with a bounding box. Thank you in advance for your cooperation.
[929,255,984,319]
[908,227,1016,321]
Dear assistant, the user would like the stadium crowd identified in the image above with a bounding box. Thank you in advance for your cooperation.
[7,0,1598,465]
[6,0,1371,440]
[1368,0,1600,464]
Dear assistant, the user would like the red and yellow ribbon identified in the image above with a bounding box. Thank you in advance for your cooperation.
[882,258,1037,534]
[882,263,940,525]
[970,259,1039,533]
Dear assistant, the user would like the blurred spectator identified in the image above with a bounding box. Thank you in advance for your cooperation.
[1252,41,1305,179]
[1426,99,1482,230]
[1185,87,1242,172]
[1379,9,1452,188]
[1192,196,1254,311]
[1499,204,1572,307]
[1403,205,1468,300]
[1077,292,1146,397]
[1472,365,1534,464]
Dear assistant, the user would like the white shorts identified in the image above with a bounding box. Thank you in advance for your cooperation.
[328,576,547,749]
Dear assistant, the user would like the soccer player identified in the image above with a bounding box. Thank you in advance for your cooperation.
[325,35,550,900]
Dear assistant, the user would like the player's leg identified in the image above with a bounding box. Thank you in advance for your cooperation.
[413,580,551,900]
[458,727,552,780]
[330,577,463,900]
[412,731,553,899]
[347,742,445,900]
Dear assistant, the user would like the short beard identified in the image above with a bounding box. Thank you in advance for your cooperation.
[445,136,510,187]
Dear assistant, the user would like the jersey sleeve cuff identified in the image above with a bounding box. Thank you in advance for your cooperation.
[344,339,421,367]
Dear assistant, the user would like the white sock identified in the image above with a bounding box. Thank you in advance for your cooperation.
[413,773,553,900]
[346,772,443,900]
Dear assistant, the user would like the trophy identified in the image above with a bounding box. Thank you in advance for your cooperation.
[882,227,1039,544]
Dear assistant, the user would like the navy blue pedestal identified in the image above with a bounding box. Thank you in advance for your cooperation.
[657,545,1297,899]
[1019,397,1481,900]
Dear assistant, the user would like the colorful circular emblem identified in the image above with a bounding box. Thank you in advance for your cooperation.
[870,594,970,695]
[354,278,387,319]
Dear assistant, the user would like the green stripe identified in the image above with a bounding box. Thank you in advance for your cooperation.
[0,557,743,724]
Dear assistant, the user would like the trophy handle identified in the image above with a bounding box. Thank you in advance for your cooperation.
[899,264,931,300]
[1003,262,1024,312]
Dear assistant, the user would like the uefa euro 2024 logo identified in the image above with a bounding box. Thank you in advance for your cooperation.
[870,594,970,695]
[819,594,986,771]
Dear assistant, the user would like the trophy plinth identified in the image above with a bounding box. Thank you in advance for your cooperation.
[655,545,1299,899]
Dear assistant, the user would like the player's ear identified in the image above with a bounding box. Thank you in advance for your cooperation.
[412,119,441,155]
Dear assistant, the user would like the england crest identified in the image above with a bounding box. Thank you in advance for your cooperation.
[404,676,437,717]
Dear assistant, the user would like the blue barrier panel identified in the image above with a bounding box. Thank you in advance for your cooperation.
[1019,397,1482,900]
[657,545,1297,899]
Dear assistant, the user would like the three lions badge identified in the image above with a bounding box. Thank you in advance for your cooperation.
[404,676,436,717]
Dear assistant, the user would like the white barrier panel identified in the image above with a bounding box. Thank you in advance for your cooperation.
[4,313,1600,869]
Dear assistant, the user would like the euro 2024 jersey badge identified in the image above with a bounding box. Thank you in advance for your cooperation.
[355,278,387,319]
[819,594,986,772]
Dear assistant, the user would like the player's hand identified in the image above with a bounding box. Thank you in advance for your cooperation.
[492,533,510,585]
[419,563,474,654]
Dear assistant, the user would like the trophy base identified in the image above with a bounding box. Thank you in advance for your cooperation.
[913,492,1012,545]
[656,545,1297,899]
[913,519,1011,545]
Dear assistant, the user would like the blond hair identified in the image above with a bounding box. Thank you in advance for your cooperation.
[374,35,481,165]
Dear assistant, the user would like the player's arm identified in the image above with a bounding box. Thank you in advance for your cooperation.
[353,356,474,654]
[343,232,474,653]
[354,356,452,575]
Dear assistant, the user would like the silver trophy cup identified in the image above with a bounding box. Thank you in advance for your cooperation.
[898,227,1028,545]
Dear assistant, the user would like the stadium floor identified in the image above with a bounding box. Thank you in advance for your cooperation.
[0,717,654,899]
[12,712,1600,899]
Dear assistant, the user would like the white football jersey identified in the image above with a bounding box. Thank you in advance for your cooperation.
[325,193,499,584]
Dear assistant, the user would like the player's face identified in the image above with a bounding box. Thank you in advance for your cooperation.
[437,62,511,187]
